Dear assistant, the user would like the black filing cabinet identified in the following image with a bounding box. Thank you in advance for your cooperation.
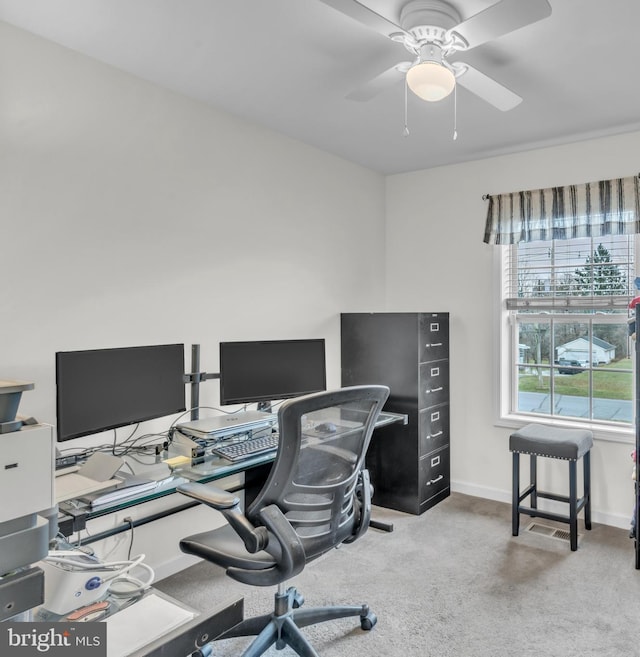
[341,312,450,514]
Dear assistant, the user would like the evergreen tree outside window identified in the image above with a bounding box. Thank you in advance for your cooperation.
[574,243,628,296]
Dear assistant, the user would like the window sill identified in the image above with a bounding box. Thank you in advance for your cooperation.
[495,412,634,445]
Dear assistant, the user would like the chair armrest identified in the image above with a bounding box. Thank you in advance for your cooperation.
[224,504,306,587]
[177,481,240,509]
[178,482,268,553]
[258,505,306,581]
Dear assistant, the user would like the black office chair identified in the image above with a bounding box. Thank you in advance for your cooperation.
[177,384,390,657]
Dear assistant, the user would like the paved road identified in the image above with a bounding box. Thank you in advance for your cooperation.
[519,391,633,423]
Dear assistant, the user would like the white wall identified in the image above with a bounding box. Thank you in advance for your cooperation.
[1,20,385,422]
[1,21,385,572]
[385,130,640,528]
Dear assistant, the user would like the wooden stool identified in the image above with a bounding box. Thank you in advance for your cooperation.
[510,423,593,551]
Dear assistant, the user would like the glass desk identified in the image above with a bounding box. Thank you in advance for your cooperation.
[57,411,406,540]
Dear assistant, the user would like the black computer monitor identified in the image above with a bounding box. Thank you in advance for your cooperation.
[55,344,186,442]
[219,339,326,408]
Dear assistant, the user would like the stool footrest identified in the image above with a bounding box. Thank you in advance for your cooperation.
[536,490,572,505]
[518,506,571,524]
[523,489,588,513]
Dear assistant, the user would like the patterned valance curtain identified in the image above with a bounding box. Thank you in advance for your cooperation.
[483,175,640,245]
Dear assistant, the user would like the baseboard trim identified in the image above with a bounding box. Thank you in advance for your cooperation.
[153,554,201,581]
[450,479,631,531]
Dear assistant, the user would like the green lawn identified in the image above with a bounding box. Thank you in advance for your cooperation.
[518,358,633,400]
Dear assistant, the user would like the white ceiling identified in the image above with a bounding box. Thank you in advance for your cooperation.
[1,0,639,175]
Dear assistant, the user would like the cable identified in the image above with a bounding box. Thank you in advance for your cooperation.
[62,404,269,459]
[45,551,137,572]
[107,561,155,598]
[112,424,140,455]
[43,551,155,597]
[124,517,134,560]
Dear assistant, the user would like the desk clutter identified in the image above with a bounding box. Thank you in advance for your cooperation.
[48,406,397,542]
[36,543,155,618]
[168,411,361,467]
[32,541,211,657]
[54,452,124,503]
[168,411,278,466]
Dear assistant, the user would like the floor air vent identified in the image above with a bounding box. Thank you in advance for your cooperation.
[525,522,577,543]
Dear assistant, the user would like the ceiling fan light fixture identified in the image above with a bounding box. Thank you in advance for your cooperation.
[406,61,455,102]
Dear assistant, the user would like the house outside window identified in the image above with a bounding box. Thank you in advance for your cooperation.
[501,234,636,430]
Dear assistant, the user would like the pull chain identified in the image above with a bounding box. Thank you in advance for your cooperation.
[453,83,458,141]
[403,80,410,137]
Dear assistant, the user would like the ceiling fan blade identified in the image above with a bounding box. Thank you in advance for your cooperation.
[346,63,411,101]
[449,0,552,50]
[318,0,412,41]
[454,63,522,111]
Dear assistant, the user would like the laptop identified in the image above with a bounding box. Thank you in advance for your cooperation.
[177,410,275,439]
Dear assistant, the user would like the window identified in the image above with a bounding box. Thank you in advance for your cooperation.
[501,234,636,429]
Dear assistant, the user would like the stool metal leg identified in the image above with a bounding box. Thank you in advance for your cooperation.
[583,451,592,530]
[512,452,520,537]
[569,460,578,551]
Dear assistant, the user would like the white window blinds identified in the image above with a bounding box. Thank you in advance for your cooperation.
[503,236,635,311]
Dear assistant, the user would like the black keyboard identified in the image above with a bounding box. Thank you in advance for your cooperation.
[211,433,279,462]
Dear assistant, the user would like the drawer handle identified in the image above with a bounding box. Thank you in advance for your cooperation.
[426,387,444,394]
[427,475,444,486]
[425,342,443,347]
[427,431,443,439]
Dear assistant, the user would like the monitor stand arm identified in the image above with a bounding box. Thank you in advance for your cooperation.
[183,344,220,421]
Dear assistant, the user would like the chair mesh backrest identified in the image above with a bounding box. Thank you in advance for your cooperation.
[247,386,388,560]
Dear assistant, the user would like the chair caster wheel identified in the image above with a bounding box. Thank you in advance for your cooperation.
[360,611,377,630]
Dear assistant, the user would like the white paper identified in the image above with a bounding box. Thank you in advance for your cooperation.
[104,593,195,657]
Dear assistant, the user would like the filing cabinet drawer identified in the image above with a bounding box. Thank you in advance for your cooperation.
[420,314,449,363]
[419,404,449,454]
[420,447,450,502]
[419,360,449,409]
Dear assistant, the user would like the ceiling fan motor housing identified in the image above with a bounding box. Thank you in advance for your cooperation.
[400,0,464,55]
[400,0,461,30]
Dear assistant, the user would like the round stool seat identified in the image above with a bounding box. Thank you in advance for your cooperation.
[509,423,593,461]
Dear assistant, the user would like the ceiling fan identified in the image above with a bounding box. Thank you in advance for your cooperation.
[319,0,552,111]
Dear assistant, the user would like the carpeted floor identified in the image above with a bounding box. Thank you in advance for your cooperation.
[156,493,640,656]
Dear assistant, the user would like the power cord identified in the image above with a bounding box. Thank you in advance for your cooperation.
[124,516,134,560]
[44,550,155,598]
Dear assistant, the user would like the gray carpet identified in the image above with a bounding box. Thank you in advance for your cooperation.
[156,493,640,656]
